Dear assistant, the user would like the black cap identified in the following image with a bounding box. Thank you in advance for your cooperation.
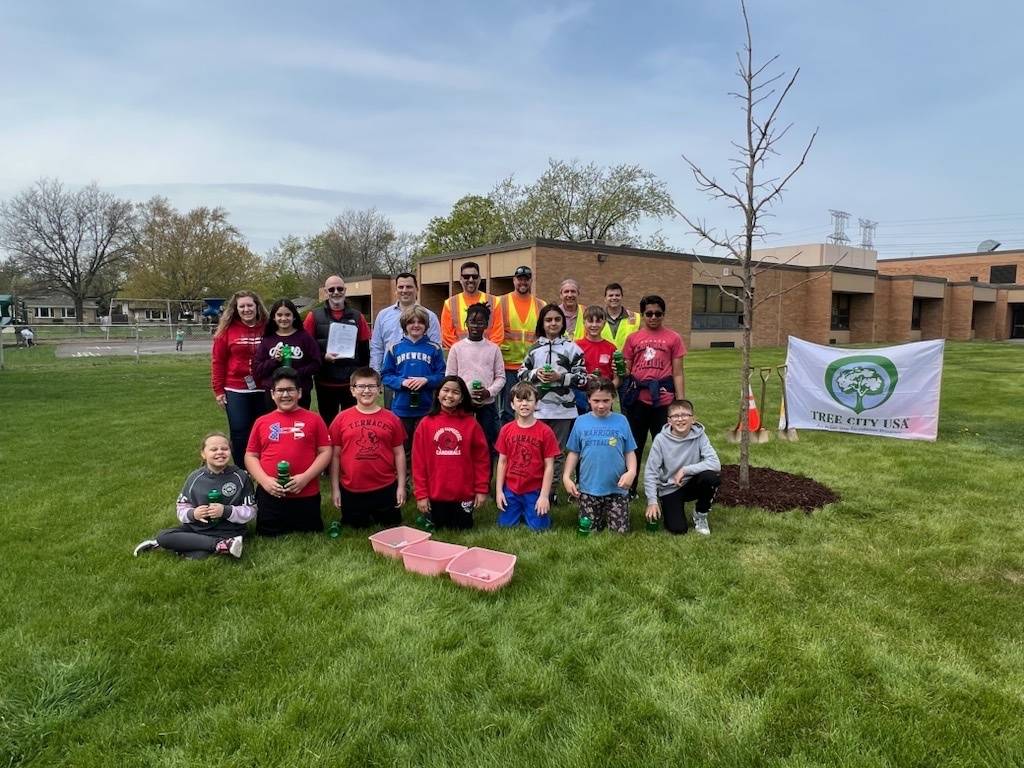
[514,266,532,278]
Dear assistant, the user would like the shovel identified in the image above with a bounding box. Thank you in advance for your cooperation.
[776,364,799,442]
[751,367,772,443]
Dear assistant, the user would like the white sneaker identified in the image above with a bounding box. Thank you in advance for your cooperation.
[228,536,244,558]
[133,539,159,556]
[693,512,711,536]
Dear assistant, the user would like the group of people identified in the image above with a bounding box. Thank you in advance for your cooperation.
[134,265,722,560]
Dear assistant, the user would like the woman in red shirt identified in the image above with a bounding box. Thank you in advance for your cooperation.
[211,290,270,467]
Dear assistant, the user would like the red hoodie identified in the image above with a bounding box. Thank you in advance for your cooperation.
[211,320,266,395]
[412,410,490,502]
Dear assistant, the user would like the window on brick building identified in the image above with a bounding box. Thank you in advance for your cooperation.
[911,298,922,331]
[830,294,851,331]
[34,307,54,318]
[691,285,745,330]
[989,265,1017,284]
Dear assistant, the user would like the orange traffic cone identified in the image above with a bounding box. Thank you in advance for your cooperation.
[732,385,760,432]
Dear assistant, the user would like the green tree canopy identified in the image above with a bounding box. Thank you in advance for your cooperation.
[421,195,510,257]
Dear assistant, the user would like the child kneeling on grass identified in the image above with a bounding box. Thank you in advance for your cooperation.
[329,367,407,529]
[562,379,638,534]
[412,375,490,530]
[643,398,721,535]
[245,367,333,536]
[134,431,256,559]
[495,382,561,530]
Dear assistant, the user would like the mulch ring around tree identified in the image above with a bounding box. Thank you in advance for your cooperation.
[717,465,839,513]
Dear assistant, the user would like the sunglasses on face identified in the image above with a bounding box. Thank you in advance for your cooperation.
[326,287,345,294]
[644,311,664,318]
[461,274,479,280]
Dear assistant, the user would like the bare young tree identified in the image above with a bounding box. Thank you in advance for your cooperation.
[0,179,137,323]
[675,0,817,487]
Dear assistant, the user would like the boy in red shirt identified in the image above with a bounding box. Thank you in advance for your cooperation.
[495,382,561,530]
[575,305,620,413]
[329,368,407,529]
[245,368,332,536]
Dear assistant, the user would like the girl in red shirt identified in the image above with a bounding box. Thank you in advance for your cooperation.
[411,375,490,529]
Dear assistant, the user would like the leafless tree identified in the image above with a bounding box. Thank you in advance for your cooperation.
[675,0,818,487]
[0,179,136,323]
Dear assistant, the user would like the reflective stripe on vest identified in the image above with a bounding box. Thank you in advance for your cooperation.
[497,293,543,367]
[601,310,641,349]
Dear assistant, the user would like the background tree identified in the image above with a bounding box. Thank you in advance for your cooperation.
[124,197,260,301]
[307,208,400,278]
[421,195,511,256]
[0,179,136,321]
[491,158,675,243]
[675,0,818,487]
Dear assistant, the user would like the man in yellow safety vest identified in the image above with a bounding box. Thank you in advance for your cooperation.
[494,265,545,423]
[602,282,641,349]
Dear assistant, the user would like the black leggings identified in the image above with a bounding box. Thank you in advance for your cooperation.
[626,400,670,494]
[658,471,721,534]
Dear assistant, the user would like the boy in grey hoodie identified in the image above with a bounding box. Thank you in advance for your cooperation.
[643,399,721,535]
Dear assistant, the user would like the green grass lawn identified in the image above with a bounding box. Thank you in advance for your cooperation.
[3,342,1023,766]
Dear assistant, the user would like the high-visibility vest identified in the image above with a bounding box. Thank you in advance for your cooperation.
[496,293,545,368]
[566,311,586,341]
[602,309,641,349]
[440,291,498,348]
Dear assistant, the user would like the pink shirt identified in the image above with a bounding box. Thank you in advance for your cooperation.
[622,327,686,406]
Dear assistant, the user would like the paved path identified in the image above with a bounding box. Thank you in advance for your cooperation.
[55,340,214,358]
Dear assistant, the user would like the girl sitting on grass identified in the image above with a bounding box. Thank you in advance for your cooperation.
[411,375,490,530]
[134,432,256,559]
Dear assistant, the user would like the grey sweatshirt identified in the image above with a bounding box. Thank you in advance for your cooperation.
[643,422,721,501]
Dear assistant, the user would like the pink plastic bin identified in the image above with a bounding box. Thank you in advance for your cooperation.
[368,526,431,559]
[446,547,517,591]
[400,540,469,576]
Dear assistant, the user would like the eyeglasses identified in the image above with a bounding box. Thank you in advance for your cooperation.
[326,286,345,294]
[352,384,379,391]
[272,387,298,394]
[668,413,693,420]
[644,311,664,318]
[461,274,480,280]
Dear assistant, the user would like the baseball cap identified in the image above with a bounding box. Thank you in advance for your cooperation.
[513,266,532,278]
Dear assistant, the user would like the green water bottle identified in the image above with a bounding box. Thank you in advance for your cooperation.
[613,350,627,377]
[577,516,592,538]
[646,518,659,533]
[408,388,420,408]
[328,521,342,539]
[276,461,290,487]
[591,368,601,379]
[281,344,292,368]
[540,364,553,392]
[415,514,436,533]
[472,380,483,401]
[206,489,222,524]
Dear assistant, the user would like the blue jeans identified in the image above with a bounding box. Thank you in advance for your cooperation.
[500,371,518,425]
[225,390,270,468]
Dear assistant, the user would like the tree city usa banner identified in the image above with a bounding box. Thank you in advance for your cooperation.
[784,337,945,441]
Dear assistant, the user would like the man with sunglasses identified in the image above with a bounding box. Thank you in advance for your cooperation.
[303,275,372,424]
[621,294,686,499]
[439,262,502,350]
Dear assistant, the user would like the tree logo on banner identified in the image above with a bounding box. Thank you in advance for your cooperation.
[824,355,899,414]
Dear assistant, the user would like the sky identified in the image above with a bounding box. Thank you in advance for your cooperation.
[3,0,1023,260]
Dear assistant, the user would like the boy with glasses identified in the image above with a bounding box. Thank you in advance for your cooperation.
[643,399,720,535]
[328,368,408,529]
[245,368,332,536]
[621,294,686,499]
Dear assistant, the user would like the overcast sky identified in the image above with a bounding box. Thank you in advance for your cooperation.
[3,0,1022,260]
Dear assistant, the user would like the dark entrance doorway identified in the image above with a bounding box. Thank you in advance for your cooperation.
[1012,305,1024,339]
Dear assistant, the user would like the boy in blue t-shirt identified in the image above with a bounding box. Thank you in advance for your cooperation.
[562,378,638,533]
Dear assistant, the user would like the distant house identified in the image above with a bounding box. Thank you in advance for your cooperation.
[24,295,101,325]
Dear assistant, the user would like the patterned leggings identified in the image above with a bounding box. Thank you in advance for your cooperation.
[578,493,631,534]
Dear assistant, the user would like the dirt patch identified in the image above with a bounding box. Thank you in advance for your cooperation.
[717,465,839,513]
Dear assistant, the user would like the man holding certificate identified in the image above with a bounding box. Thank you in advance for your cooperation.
[303,275,372,424]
